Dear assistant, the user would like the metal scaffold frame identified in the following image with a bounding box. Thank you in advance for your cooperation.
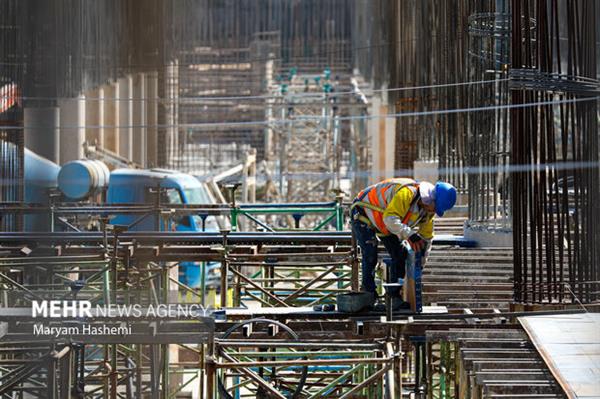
[212,320,402,398]
[0,215,588,398]
[0,199,365,398]
[0,198,524,398]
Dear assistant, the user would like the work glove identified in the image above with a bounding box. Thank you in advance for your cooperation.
[407,233,426,252]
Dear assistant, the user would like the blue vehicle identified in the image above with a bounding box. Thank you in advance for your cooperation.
[106,168,221,288]
[24,153,225,289]
[107,169,219,230]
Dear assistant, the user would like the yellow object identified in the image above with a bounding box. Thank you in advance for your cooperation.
[384,185,433,239]
[352,178,434,239]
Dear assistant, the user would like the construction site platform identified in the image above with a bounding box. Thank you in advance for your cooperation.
[519,313,600,398]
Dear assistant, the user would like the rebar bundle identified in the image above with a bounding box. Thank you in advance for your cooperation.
[0,0,177,210]
[387,1,501,191]
[0,1,24,231]
[466,2,512,226]
[366,0,515,225]
[0,120,22,232]
[0,0,176,102]
[511,0,599,304]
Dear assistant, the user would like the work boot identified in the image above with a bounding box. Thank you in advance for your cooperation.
[337,291,376,313]
[364,291,376,309]
[372,301,386,312]
[372,297,409,312]
[357,289,377,308]
[362,291,383,312]
[391,297,411,311]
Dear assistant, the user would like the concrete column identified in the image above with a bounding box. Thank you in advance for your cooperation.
[59,95,86,164]
[24,107,60,163]
[103,82,119,154]
[146,72,158,167]
[263,60,275,160]
[85,87,104,148]
[369,95,396,183]
[132,73,147,167]
[385,103,396,177]
[164,61,179,169]
[369,96,381,183]
[117,76,134,161]
[98,87,105,148]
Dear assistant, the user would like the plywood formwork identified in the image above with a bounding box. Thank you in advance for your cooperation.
[519,313,600,399]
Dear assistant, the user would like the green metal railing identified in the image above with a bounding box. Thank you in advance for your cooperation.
[230,198,346,232]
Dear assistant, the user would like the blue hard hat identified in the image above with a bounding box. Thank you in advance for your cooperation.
[434,182,457,217]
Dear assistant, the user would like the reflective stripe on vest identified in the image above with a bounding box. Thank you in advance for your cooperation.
[352,180,420,235]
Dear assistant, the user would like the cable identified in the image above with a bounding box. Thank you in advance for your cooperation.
[564,284,589,313]
[244,160,600,181]
[0,95,596,130]
[2,160,597,186]
[337,95,599,121]
[0,78,510,103]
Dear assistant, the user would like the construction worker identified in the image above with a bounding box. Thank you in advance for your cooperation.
[351,178,457,310]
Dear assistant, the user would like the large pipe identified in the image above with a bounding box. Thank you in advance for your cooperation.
[24,107,60,163]
[57,160,110,200]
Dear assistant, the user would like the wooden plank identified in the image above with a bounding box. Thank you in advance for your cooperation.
[519,313,600,399]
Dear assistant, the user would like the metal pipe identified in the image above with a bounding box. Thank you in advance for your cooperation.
[215,357,391,368]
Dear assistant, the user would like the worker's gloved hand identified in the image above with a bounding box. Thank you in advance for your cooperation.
[407,233,426,252]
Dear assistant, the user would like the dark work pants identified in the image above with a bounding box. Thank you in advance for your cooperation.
[351,209,408,297]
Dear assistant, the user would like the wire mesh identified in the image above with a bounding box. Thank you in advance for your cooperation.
[169,0,357,189]
[466,3,512,227]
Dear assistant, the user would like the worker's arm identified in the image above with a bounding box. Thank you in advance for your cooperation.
[382,187,414,240]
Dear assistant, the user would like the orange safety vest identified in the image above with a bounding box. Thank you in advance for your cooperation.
[352,178,420,235]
